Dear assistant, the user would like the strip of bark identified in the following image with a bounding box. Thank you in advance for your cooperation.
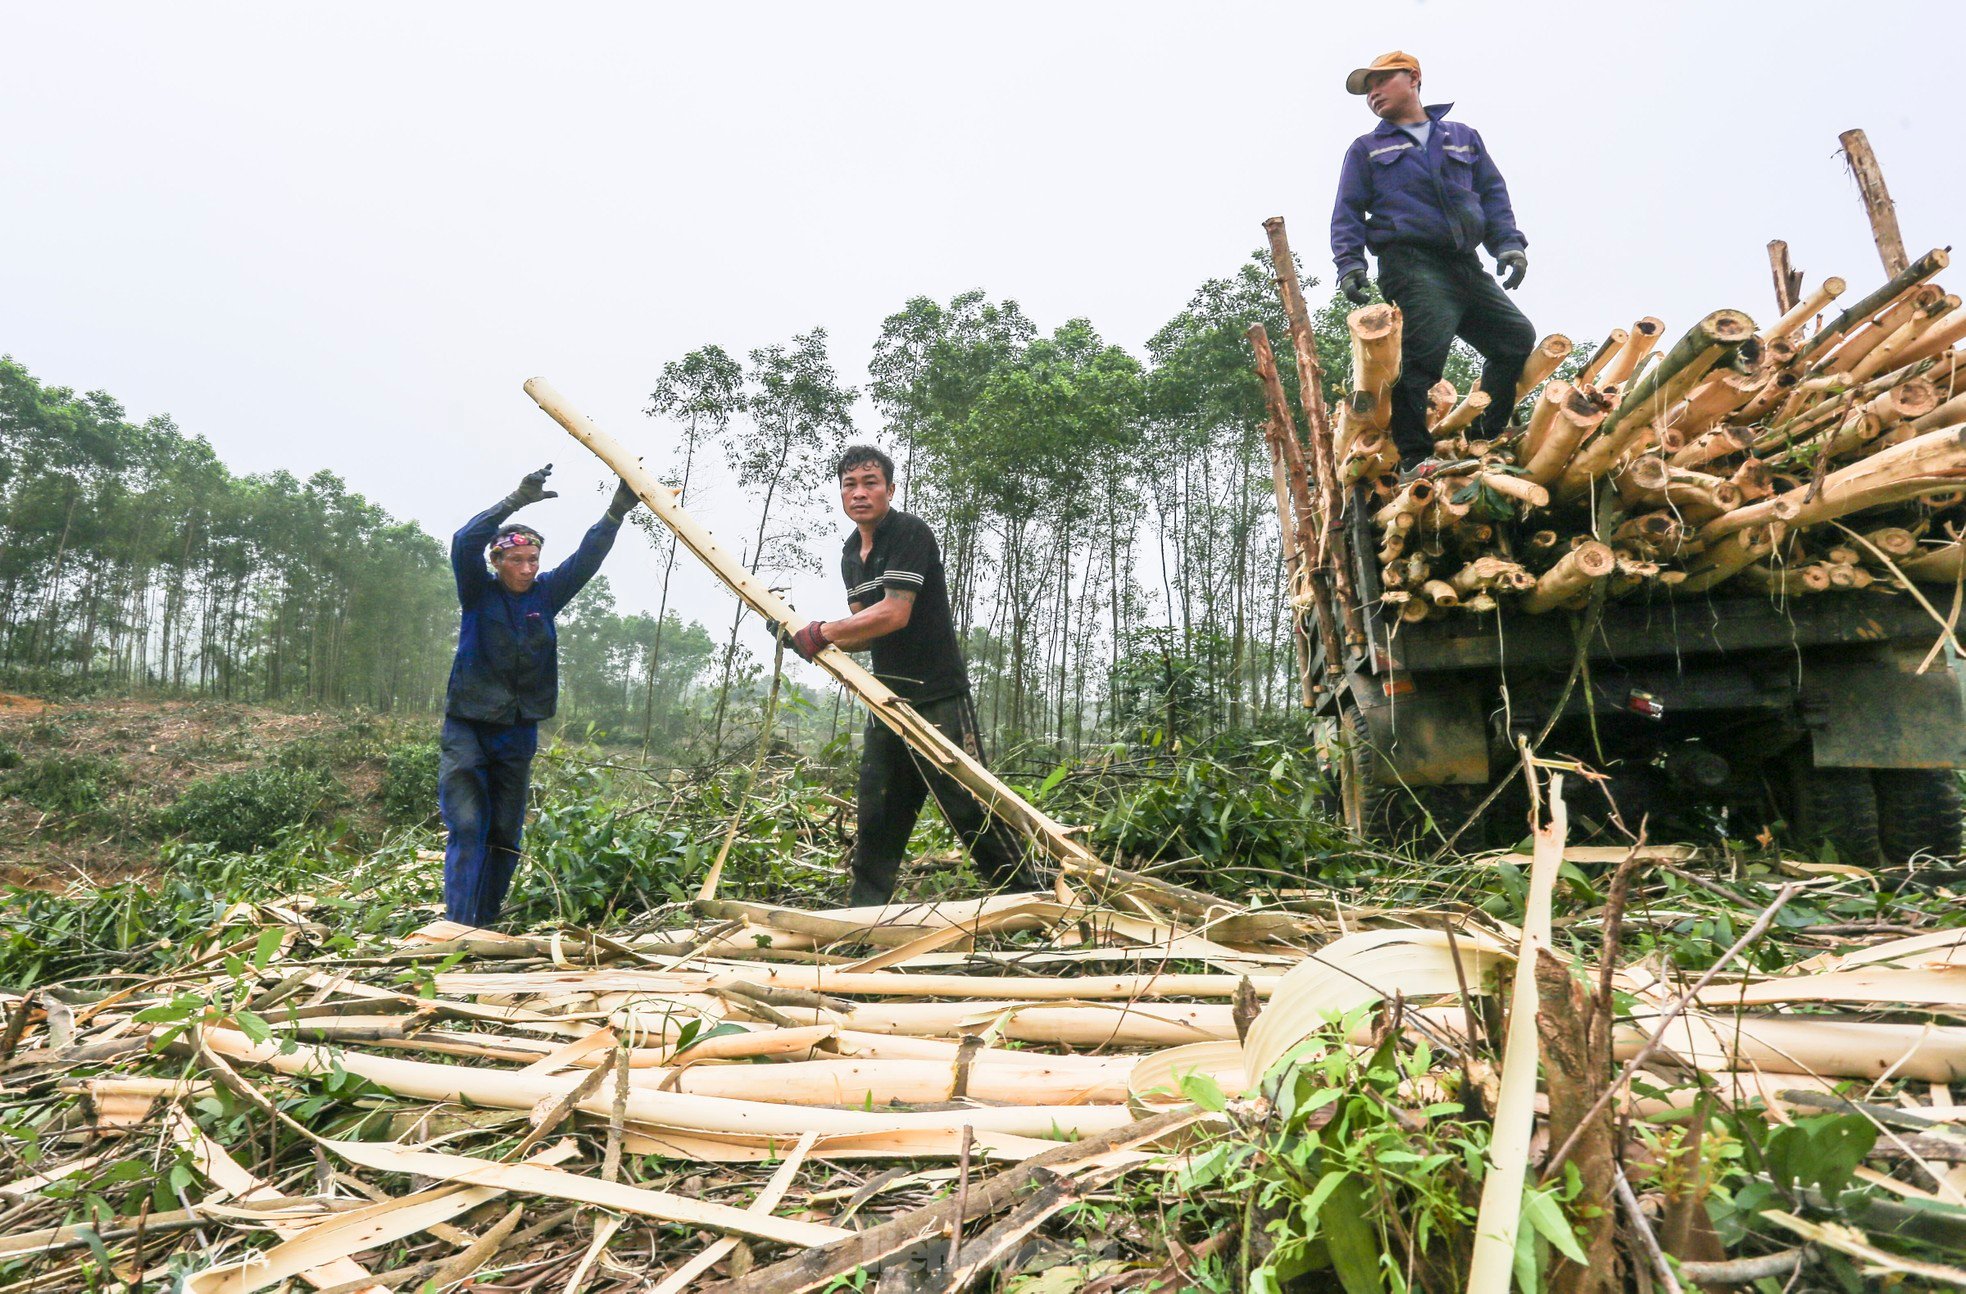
[1535,948,1618,1294]
[701,1106,1206,1294]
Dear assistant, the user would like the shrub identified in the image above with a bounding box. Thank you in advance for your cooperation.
[382,741,441,825]
[1091,734,1347,889]
[0,741,20,772]
[2,753,122,816]
[161,765,331,853]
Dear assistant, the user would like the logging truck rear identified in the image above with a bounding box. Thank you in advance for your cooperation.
[1313,500,1966,864]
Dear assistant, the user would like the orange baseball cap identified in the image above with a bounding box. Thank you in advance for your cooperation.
[1346,51,1421,95]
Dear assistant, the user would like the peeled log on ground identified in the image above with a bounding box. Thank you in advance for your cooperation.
[1521,541,1616,613]
[1701,424,1966,542]
[1349,303,1401,430]
[1514,333,1574,403]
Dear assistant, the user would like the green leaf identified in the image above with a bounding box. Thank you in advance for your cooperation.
[1522,1187,1588,1266]
[1179,1072,1227,1113]
[1037,762,1070,796]
[233,1010,273,1045]
[1317,1171,1385,1294]
[251,927,284,969]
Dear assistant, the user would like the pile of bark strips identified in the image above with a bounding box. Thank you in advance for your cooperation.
[1326,247,1966,621]
[9,796,1966,1292]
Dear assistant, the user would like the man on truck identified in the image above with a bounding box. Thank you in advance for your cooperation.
[441,463,639,927]
[1330,50,1538,481]
[773,446,1036,907]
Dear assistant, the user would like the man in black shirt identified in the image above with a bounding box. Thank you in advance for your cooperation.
[774,445,1033,907]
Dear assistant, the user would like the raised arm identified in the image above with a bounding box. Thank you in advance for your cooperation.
[537,479,637,613]
[453,464,558,603]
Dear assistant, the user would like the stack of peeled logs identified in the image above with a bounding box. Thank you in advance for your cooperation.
[1336,248,1966,622]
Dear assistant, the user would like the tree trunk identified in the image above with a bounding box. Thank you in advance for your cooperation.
[1839,128,1909,277]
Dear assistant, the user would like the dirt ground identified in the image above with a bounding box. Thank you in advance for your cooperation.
[0,695,415,889]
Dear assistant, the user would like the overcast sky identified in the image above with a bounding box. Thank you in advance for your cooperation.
[8,2,1963,663]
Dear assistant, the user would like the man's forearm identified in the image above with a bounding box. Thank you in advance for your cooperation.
[819,599,910,651]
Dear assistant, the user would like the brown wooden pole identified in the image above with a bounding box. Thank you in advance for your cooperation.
[1839,129,1909,278]
[1767,239,1803,314]
[1261,216,1361,648]
[1250,324,1338,702]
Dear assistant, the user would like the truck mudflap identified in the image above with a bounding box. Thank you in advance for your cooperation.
[1344,671,1489,786]
[1802,643,1966,769]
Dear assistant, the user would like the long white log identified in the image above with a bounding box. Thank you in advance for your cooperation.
[523,379,1231,922]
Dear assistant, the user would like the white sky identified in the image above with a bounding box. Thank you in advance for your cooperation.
[8,1,1964,681]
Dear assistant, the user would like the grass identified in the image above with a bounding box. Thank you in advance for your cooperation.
[5,721,1966,1289]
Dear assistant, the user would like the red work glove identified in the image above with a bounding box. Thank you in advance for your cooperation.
[787,621,831,662]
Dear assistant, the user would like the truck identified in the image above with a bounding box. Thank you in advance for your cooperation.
[1314,498,1966,864]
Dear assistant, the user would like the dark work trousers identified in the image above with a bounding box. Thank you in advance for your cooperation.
[438,715,539,927]
[1377,245,1538,464]
[851,693,1033,907]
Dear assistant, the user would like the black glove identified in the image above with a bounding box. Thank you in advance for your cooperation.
[1497,250,1527,291]
[606,479,639,520]
[1339,269,1371,306]
[506,464,557,508]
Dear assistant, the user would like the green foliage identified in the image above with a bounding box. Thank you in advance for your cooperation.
[0,830,439,989]
[1171,1017,1488,1292]
[381,740,440,825]
[2,752,122,815]
[1089,732,1347,886]
[160,765,331,853]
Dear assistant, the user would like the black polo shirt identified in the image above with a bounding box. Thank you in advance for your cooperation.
[840,509,971,704]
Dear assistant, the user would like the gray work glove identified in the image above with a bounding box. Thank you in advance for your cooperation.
[606,478,639,521]
[1339,268,1371,306]
[506,463,557,509]
[1497,250,1527,291]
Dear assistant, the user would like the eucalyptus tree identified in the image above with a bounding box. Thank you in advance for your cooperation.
[708,329,857,748]
[639,345,743,750]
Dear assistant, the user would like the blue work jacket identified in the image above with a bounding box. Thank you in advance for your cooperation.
[444,500,619,725]
[1329,103,1527,281]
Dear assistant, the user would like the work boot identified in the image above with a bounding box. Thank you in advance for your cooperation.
[1397,456,1449,486]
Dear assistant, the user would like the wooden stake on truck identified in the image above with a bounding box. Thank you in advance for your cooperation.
[522,378,1235,924]
[1261,216,1362,649]
[1249,323,1337,706]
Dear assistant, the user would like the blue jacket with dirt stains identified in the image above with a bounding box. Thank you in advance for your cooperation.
[1329,103,1527,281]
[444,500,620,725]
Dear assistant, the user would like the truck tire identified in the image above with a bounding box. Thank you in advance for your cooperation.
[1789,760,1882,864]
[1872,769,1963,865]
[1333,700,1493,850]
